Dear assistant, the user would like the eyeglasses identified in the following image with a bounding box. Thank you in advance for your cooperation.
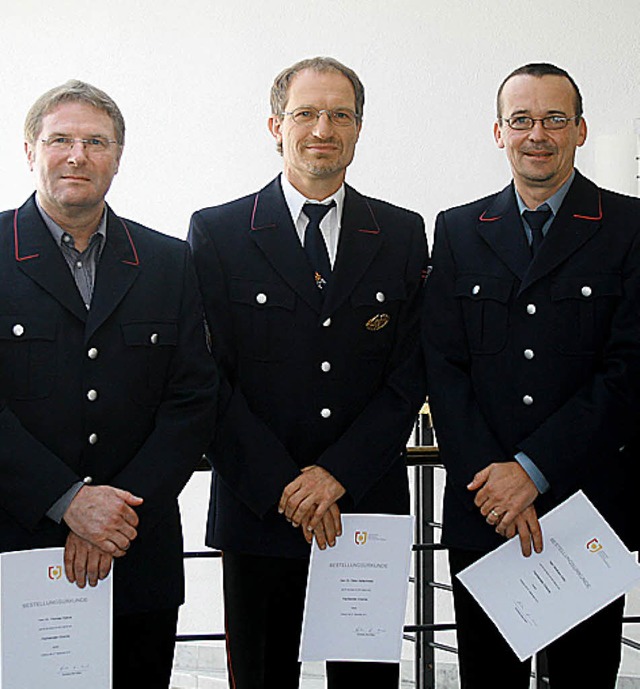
[40,136,119,153]
[280,107,359,127]
[501,115,581,131]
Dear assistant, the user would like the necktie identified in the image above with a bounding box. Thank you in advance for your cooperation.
[523,207,552,256]
[303,201,335,290]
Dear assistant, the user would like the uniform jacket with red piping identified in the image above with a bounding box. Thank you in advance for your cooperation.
[423,170,640,552]
[188,176,428,558]
[0,194,217,614]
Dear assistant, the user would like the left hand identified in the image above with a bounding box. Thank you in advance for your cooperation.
[278,465,346,531]
[302,503,343,550]
[468,461,539,530]
[497,504,543,557]
[64,532,113,589]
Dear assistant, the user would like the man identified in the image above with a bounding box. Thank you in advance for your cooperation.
[189,57,427,688]
[423,63,640,687]
[0,80,217,688]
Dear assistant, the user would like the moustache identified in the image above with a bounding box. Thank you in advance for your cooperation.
[521,145,556,154]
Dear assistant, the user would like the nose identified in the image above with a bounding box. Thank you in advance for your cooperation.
[66,140,88,164]
[527,120,549,142]
[311,111,334,138]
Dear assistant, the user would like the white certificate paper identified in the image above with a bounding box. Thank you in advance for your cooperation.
[0,547,112,688]
[299,514,413,662]
[458,491,640,660]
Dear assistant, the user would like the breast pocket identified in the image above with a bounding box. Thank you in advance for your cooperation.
[121,321,178,405]
[350,280,406,358]
[551,274,622,355]
[229,279,296,362]
[455,276,513,354]
[0,316,57,399]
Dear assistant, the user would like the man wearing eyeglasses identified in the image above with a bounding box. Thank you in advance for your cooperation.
[0,80,217,688]
[189,57,427,688]
[424,63,640,688]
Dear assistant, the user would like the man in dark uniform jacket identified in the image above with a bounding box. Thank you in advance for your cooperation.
[189,57,427,688]
[0,80,217,688]
[423,63,640,688]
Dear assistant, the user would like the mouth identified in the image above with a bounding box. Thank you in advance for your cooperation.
[522,149,554,161]
[61,175,91,182]
[304,140,340,154]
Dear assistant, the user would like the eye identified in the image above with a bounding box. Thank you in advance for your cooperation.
[294,109,316,121]
[86,138,108,148]
[332,110,354,124]
[47,136,73,146]
[512,116,532,127]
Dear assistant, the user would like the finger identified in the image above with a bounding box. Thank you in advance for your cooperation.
[302,526,314,544]
[306,500,333,533]
[290,497,316,528]
[86,548,102,587]
[467,467,489,491]
[517,523,533,558]
[528,516,543,554]
[98,553,113,580]
[313,522,328,551]
[320,513,337,548]
[64,538,77,583]
[73,549,88,589]
[115,489,144,507]
[327,504,342,538]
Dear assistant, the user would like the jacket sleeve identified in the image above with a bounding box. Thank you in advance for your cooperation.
[315,214,429,504]
[188,212,300,518]
[423,211,509,507]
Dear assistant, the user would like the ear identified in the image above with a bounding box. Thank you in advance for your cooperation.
[576,117,587,148]
[268,115,283,146]
[493,120,505,149]
[25,141,35,171]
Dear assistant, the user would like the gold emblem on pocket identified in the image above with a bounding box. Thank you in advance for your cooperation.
[365,313,390,331]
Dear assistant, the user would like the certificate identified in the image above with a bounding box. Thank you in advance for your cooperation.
[0,547,112,688]
[299,514,413,662]
[458,491,640,660]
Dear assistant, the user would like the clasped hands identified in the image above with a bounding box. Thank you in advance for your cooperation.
[278,465,345,550]
[62,485,143,589]
[467,461,543,557]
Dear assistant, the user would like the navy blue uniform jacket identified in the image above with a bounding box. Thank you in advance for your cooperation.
[0,195,217,614]
[189,177,428,558]
[423,171,640,552]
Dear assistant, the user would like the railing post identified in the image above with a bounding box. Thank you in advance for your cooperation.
[414,462,435,689]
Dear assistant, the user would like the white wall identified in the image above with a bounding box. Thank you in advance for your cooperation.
[0,0,638,242]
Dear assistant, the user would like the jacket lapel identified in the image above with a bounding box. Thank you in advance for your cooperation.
[249,177,323,313]
[476,184,530,281]
[321,184,383,318]
[85,206,141,341]
[519,171,603,294]
[14,195,88,322]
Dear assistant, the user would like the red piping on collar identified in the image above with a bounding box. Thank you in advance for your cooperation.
[357,200,381,234]
[479,210,502,222]
[250,193,276,231]
[14,209,40,261]
[119,218,140,266]
[573,192,603,221]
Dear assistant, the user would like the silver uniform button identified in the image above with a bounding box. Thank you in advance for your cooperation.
[75,261,83,269]
[524,349,535,360]
[82,476,93,485]
[87,389,98,402]
[321,361,331,373]
[256,293,267,305]
[150,333,159,345]
[322,318,332,327]
[376,292,385,303]
[523,395,534,406]
[321,408,332,419]
[581,285,592,297]
[526,304,537,315]
[472,284,481,295]
[12,324,24,337]
[88,347,99,359]
[88,433,98,445]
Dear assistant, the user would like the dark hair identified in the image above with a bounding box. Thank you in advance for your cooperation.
[496,63,583,120]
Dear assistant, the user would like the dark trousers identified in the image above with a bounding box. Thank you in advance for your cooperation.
[223,551,400,689]
[113,607,179,689]
[449,548,624,689]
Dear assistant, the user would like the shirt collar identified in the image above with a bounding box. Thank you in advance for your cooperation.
[515,170,575,217]
[280,173,345,226]
[35,194,107,248]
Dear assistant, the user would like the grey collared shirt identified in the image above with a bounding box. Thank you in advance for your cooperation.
[516,170,575,244]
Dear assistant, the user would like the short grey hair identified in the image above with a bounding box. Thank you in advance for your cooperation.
[270,56,365,120]
[25,79,125,145]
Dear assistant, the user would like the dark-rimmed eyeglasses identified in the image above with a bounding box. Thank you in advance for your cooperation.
[501,115,581,131]
[280,107,359,127]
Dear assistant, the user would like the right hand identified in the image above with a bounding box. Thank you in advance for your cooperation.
[63,485,143,556]
[301,503,342,550]
[64,531,113,588]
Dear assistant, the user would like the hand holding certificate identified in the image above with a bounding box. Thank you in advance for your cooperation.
[0,547,112,688]
[458,491,640,661]
[299,514,413,663]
